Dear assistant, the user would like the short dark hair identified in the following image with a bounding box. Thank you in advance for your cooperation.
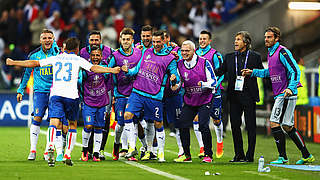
[89,30,101,39]
[41,29,54,35]
[265,26,281,42]
[90,45,102,54]
[162,30,170,38]
[141,25,153,32]
[152,30,164,40]
[235,31,252,50]
[120,27,135,37]
[65,37,80,51]
[200,30,212,39]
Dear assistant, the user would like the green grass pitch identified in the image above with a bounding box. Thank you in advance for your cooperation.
[0,127,319,180]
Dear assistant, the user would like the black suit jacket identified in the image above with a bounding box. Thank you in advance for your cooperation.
[215,50,263,102]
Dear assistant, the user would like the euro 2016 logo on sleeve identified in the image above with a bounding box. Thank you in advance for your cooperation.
[86,116,91,123]
[35,108,39,115]
[146,55,151,60]
[184,72,189,81]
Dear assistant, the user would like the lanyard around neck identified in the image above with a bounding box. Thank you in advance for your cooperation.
[235,50,249,75]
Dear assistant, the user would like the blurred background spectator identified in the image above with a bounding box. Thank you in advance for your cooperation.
[0,0,266,90]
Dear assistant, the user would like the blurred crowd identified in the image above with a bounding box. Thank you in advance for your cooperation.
[0,0,265,89]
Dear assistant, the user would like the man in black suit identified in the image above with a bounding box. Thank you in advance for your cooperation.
[215,31,263,162]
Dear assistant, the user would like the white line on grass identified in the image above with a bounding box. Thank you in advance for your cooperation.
[40,130,189,180]
[243,171,288,180]
[165,149,178,155]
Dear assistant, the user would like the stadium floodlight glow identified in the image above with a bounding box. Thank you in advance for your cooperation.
[288,2,320,10]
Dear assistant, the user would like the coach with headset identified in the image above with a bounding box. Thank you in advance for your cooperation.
[215,31,263,162]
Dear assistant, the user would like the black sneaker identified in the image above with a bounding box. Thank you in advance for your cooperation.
[229,156,245,163]
[99,150,105,160]
[139,146,146,160]
[150,152,157,160]
[93,152,101,162]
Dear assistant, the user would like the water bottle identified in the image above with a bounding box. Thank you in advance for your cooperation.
[258,156,264,172]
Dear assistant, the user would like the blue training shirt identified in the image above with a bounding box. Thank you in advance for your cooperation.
[17,42,60,95]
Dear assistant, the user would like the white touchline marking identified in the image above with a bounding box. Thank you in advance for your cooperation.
[165,149,177,155]
[104,152,189,180]
[243,171,288,180]
[40,130,189,180]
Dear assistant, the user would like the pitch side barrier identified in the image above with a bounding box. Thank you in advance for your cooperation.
[0,92,49,126]
[256,104,320,144]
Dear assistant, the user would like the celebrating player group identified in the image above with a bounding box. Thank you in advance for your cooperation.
[6,25,315,167]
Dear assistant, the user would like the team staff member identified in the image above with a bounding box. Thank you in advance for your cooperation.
[173,40,217,163]
[17,29,59,161]
[215,31,263,162]
[80,31,114,160]
[242,26,315,165]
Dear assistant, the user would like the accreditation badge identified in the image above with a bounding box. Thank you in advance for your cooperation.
[235,76,244,91]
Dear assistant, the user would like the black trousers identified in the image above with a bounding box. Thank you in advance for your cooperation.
[178,101,213,157]
[229,95,256,161]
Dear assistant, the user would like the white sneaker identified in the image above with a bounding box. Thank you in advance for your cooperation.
[169,132,176,137]
[158,152,165,162]
[28,151,36,160]
[43,152,49,161]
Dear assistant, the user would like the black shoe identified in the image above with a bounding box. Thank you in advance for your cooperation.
[150,152,157,160]
[229,156,245,162]
[245,157,254,162]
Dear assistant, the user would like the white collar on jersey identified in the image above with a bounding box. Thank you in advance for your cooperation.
[184,53,197,69]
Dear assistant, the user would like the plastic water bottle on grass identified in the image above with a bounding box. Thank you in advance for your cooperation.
[258,156,264,172]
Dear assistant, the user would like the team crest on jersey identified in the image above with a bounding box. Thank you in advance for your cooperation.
[184,72,189,81]
[123,59,128,66]
[94,75,99,81]
[86,116,91,123]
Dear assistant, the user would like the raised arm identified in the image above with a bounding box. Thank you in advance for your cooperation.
[90,65,120,74]
[6,58,40,68]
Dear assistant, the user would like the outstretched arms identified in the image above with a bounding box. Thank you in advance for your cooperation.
[6,58,40,68]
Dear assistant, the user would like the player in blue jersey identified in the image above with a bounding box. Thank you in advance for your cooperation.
[79,45,111,162]
[122,30,180,162]
[196,30,224,158]
[17,29,59,161]
[80,31,114,160]
[108,28,144,161]
[161,30,184,157]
